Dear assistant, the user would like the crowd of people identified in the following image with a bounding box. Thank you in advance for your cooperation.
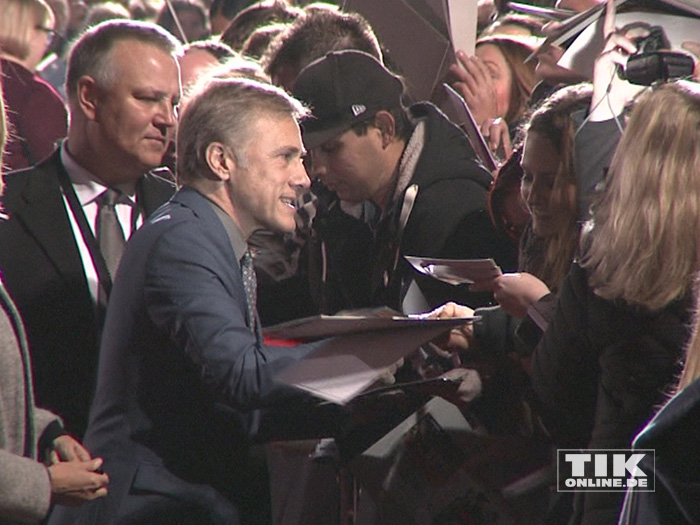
[2,0,700,523]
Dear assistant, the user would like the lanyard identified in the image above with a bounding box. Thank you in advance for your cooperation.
[56,163,121,301]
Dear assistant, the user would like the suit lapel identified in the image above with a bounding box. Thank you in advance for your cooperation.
[12,153,86,282]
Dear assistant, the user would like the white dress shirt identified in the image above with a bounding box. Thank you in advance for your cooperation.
[60,144,141,303]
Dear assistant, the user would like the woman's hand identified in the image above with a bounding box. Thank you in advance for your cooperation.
[481,117,512,160]
[449,50,500,129]
[471,273,550,318]
[48,435,91,464]
[48,458,109,506]
[589,0,647,122]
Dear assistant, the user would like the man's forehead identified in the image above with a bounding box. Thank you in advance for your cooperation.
[110,39,177,63]
[316,127,354,150]
[108,41,179,82]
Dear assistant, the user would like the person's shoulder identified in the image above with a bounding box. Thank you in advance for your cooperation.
[411,103,493,188]
[143,188,212,231]
[1,155,62,203]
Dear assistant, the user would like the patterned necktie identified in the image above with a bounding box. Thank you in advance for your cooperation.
[97,188,127,279]
[240,250,257,334]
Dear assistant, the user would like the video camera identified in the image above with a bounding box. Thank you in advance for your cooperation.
[620,25,695,86]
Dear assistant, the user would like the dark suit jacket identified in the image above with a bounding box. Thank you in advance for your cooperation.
[49,187,340,525]
[0,150,175,437]
[620,377,700,524]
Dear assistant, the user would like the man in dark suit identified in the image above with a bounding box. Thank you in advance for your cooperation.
[0,20,180,438]
[49,77,346,525]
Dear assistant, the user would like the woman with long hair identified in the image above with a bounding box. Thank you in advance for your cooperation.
[435,84,592,437]
[532,80,700,524]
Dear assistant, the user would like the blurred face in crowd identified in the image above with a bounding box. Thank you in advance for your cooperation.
[174,9,210,42]
[178,47,218,88]
[520,131,569,237]
[228,114,310,235]
[475,43,513,120]
[26,23,54,70]
[84,39,180,182]
[310,119,396,207]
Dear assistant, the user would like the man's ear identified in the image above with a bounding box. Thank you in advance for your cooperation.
[205,142,236,181]
[374,110,396,148]
[76,76,100,121]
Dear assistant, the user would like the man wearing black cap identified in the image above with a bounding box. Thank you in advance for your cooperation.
[293,49,506,311]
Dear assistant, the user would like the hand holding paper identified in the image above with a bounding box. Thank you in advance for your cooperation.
[425,301,475,351]
[471,272,551,318]
[268,309,474,404]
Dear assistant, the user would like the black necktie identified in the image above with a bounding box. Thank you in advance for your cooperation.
[97,188,126,279]
[240,250,257,334]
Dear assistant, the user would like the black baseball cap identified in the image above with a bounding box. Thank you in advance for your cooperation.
[292,50,405,149]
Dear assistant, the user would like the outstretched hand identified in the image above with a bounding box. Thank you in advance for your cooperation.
[470,273,550,318]
[426,302,475,351]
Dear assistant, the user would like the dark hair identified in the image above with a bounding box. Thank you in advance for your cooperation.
[240,22,286,59]
[183,38,236,61]
[263,8,381,83]
[489,147,526,241]
[349,106,413,142]
[156,0,210,42]
[219,0,301,51]
[209,0,255,23]
[520,83,593,291]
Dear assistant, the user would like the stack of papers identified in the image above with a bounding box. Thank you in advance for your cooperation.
[267,309,474,404]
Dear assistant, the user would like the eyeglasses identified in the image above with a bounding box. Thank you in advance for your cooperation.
[36,26,57,44]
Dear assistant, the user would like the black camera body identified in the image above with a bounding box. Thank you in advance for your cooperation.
[620,25,695,86]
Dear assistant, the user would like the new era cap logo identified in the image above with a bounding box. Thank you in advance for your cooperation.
[351,104,366,117]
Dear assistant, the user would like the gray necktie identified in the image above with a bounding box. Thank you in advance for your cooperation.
[240,250,257,334]
[97,188,127,279]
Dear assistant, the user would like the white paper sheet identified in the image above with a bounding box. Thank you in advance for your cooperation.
[274,318,470,404]
[405,255,502,285]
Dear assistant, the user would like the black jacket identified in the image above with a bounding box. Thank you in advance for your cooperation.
[373,102,509,310]
[0,150,175,437]
[531,263,693,524]
[619,377,700,524]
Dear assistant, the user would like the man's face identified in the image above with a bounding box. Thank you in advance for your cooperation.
[230,115,310,235]
[309,126,387,205]
[92,40,180,181]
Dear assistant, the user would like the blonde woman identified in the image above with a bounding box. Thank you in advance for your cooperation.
[0,0,67,171]
[531,80,700,524]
